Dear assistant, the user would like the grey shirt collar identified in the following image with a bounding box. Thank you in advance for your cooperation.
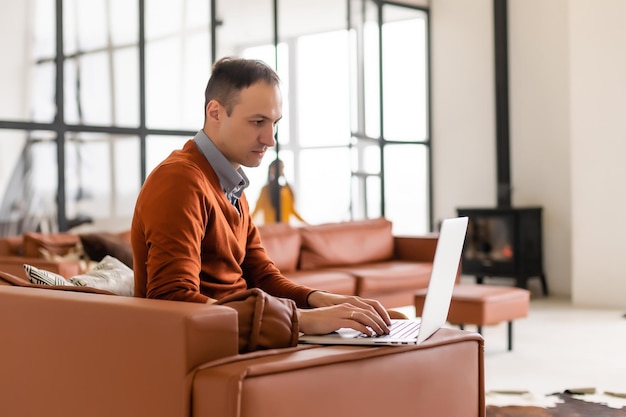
[193,130,249,200]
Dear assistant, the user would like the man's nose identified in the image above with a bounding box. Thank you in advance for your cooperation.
[260,126,276,147]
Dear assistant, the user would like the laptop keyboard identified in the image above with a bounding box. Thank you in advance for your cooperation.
[358,320,421,339]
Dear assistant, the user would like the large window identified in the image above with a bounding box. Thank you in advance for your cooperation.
[0,0,430,237]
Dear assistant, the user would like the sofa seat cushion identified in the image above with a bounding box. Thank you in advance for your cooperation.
[336,261,433,297]
[257,223,301,273]
[299,218,394,270]
[283,269,356,295]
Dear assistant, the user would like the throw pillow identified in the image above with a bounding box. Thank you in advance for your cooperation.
[1,270,116,295]
[23,264,76,287]
[79,232,133,268]
[68,256,134,296]
[23,256,134,296]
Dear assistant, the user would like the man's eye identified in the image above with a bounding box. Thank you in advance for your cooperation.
[253,120,264,125]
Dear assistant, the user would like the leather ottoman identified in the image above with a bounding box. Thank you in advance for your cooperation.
[415,284,530,351]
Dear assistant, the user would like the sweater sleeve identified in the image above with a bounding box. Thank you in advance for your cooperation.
[241,217,315,308]
[133,160,209,303]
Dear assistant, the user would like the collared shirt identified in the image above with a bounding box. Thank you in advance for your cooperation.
[193,130,249,212]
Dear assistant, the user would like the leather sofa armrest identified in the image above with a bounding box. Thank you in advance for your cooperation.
[0,285,239,417]
[0,255,84,279]
[192,328,485,417]
[393,235,439,262]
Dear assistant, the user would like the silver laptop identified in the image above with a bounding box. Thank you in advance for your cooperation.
[298,216,468,346]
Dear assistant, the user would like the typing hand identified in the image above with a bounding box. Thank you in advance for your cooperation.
[298,297,391,336]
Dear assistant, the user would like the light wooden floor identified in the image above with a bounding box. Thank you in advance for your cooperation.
[397,292,626,396]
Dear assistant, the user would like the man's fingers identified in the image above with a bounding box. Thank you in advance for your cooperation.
[348,309,389,335]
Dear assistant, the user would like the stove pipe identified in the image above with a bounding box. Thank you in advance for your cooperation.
[494,0,511,208]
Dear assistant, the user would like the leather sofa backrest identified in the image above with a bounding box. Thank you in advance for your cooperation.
[257,223,301,273]
[0,236,23,256]
[22,232,81,258]
[299,218,394,270]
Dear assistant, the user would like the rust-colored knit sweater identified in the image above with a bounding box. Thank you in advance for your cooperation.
[131,140,313,307]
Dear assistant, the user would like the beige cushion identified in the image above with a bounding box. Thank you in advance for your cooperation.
[0,270,116,295]
[24,264,75,286]
[23,256,134,296]
[299,218,394,270]
[69,256,134,296]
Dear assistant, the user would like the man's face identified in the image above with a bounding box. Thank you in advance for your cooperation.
[211,81,282,169]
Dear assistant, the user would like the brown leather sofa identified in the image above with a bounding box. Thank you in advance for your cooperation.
[0,229,132,279]
[257,218,441,308]
[0,233,85,278]
[0,218,441,308]
[0,281,485,417]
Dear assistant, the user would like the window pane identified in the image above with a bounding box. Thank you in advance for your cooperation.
[299,148,351,224]
[145,0,183,41]
[0,2,54,122]
[145,135,189,174]
[32,63,57,123]
[145,38,208,130]
[110,0,139,45]
[297,31,351,147]
[113,47,140,127]
[364,22,382,139]
[33,0,56,58]
[181,32,212,129]
[65,134,140,226]
[278,0,346,146]
[351,142,381,174]
[215,0,274,58]
[65,52,113,125]
[146,39,183,129]
[65,0,108,53]
[366,175,382,218]
[0,131,58,235]
[384,144,429,235]
[145,0,211,130]
[350,174,382,220]
[0,131,42,234]
[382,11,429,141]
[348,0,380,139]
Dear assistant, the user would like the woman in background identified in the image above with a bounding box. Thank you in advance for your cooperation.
[252,159,307,224]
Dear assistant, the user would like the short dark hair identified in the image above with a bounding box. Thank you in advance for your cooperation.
[204,57,280,116]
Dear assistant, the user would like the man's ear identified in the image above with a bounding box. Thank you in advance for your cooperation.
[206,100,221,123]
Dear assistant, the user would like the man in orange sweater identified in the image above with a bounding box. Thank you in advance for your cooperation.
[131,57,390,336]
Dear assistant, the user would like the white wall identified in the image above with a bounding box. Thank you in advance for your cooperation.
[0,1,30,198]
[570,0,626,307]
[431,0,626,309]
[508,0,571,297]
[430,0,496,219]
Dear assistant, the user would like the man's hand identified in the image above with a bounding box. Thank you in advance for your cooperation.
[298,292,392,336]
